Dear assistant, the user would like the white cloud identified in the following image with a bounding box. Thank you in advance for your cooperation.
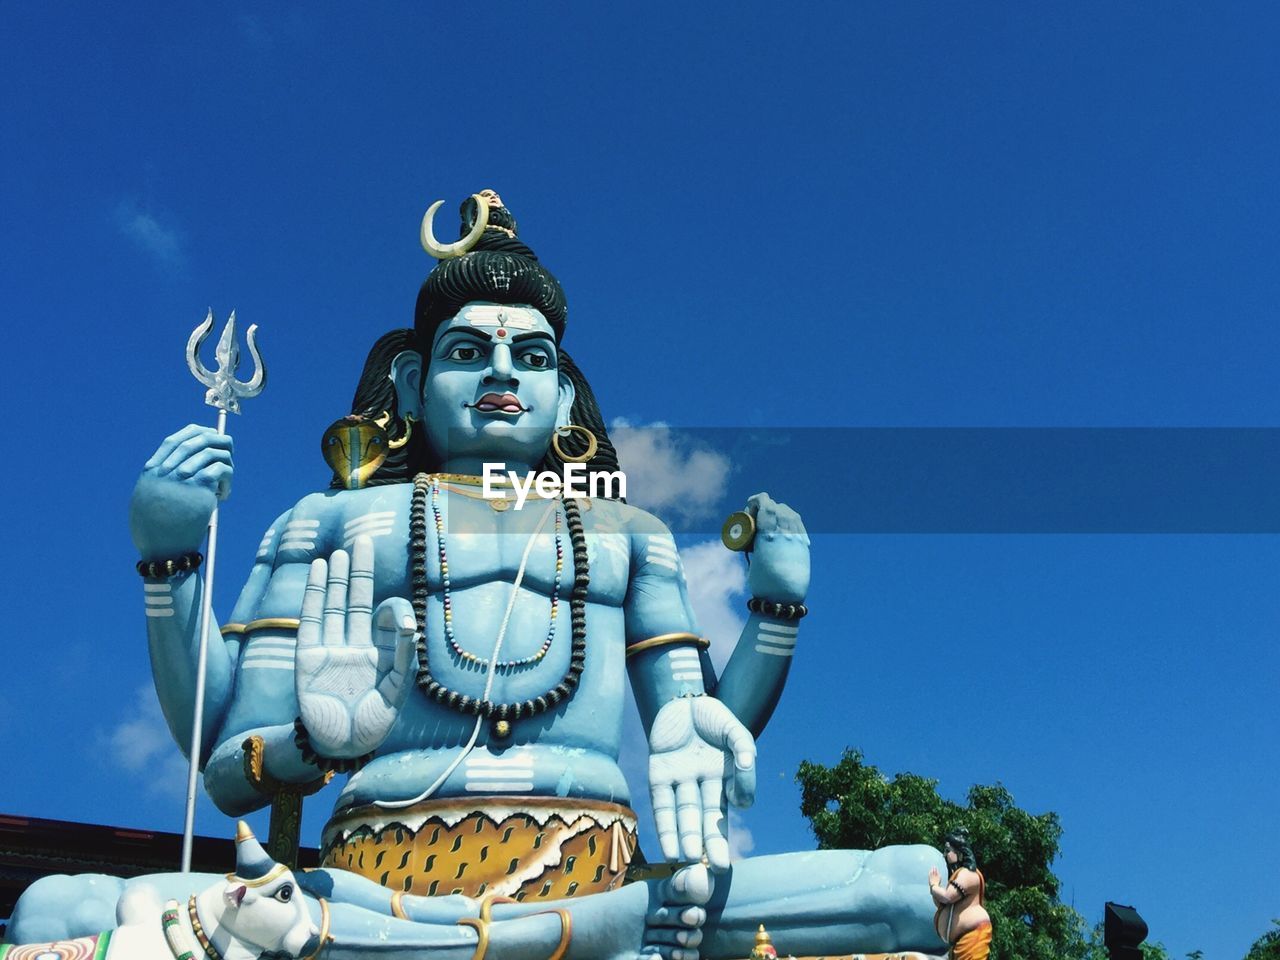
[610,420,731,525]
[105,685,194,797]
[115,200,184,267]
[680,538,747,672]
[727,808,755,861]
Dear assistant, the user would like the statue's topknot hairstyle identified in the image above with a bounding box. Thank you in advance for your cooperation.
[414,192,567,349]
[338,190,622,490]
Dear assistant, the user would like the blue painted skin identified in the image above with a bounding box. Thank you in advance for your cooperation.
[12,848,943,958]
[13,301,947,957]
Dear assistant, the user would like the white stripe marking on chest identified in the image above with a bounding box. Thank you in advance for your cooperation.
[344,511,396,545]
[281,519,320,550]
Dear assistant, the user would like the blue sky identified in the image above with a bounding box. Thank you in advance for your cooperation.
[3,3,1279,957]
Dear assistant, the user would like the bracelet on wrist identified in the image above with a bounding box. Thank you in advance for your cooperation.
[136,552,204,579]
[242,734,332,797]
[293,717,374,774]
[747,597,808,621]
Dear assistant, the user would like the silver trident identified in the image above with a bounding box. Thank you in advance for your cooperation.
[180,309,267,872]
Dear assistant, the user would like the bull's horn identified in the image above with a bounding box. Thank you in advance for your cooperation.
[421,193,490,260]
[233,823,276,882]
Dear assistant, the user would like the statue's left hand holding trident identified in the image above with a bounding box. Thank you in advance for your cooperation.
[129,310,265,870]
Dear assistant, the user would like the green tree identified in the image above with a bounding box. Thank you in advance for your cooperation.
[797,749,1089,960]
[1245,920,1280,960]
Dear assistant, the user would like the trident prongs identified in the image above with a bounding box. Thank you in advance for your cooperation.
[186,309,268,414]
[178,307,267,872]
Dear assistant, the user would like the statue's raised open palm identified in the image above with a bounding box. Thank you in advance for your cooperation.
[295,535,416,758]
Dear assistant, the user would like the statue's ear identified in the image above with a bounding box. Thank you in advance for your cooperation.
[555,371,576,430]
[390,350,425,420]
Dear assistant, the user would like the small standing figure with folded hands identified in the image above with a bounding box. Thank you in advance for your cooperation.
[929,829,993,960]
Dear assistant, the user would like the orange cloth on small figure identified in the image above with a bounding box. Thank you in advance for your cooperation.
[950,920,992,960]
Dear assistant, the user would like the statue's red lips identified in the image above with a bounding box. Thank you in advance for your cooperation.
[471,392,527,413]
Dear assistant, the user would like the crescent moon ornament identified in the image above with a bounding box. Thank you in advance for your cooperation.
[420,193,490,259]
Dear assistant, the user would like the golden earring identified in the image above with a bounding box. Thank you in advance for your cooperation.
[374,410,413,450]
[551,424,598,463]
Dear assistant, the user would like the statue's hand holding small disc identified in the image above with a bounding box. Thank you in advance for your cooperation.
[295,536,416,759]
[743,492,810,604]
[648,696,757,873]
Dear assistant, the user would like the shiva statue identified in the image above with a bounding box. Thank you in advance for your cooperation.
[10,191,948,959]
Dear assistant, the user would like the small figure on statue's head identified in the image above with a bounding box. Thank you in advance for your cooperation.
[929,828,992,960]
[463,188,517,237]
[417,188,567,338]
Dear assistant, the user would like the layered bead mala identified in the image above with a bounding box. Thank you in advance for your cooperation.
[430,480,563,668]
[411,473,589,738]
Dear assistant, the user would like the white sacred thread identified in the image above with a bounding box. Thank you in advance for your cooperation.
[373,497,560,809]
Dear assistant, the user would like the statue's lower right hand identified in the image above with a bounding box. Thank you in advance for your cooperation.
[129,424,234,558]
[295,536,416,759]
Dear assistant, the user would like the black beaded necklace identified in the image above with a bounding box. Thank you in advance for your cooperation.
[410,473,589,739]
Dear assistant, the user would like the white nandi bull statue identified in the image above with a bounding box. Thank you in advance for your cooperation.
[0,822,321,960]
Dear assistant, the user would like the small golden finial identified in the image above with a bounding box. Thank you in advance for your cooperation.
[235,820,256,844]
[751,924,778,960]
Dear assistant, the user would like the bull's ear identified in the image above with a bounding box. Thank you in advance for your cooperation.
[223,882,248,908]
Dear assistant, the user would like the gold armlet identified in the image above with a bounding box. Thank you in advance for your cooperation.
[625,632,709,658]
[242,735,333,797]
[221,617,301,636]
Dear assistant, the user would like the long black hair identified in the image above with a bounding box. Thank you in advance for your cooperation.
[944,830,978,870]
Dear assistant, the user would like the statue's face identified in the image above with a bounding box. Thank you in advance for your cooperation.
[420,302,568,469]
